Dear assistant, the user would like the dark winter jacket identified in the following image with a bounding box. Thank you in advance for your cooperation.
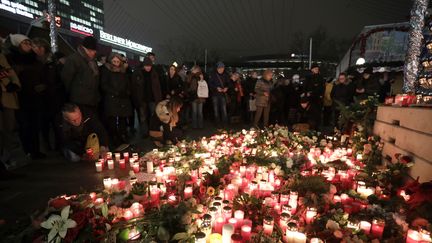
[355,75,380,100]
[242,77,257,97]
[100,63,133,117]
[285,83,301,109]
[131,68,162,107]
[61,46,100,107]
[299,103,321,130]
[163,74,183,98]
[331,82,354,107]
[304,73,325,105]
[209,71,230,97]
[56,111,108,155]
[6,47,46,110]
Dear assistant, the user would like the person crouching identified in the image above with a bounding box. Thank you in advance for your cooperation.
[149,98,183,147]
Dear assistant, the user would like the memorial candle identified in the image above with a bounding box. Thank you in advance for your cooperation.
[228,218,237,230]
[360,221,371,235]
[103,177,112,190]
[119,159,126,169]
[123,152,129,163]
[371,219,385,239]
[263,216,274,235]
[213,216,224,234]
[209,233,222,243]
[230,233,242,243]
[95,162,103,172]
[107,159,114,170]
[223,206,232,222]
[184,186,193,199]
[132,162,140,173]
[146,161,154,173]
[114,153,121,161]
[406,229,422,243]
[279,213,290,232]
[234,210,244,228]
[111,178,119,191]
[150,188,160,203]
[241,225,251,241]
[222,224,234,243]
[305,207,317,224]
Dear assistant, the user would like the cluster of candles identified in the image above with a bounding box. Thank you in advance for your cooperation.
[95,152,141,173]
[90,129,432,243]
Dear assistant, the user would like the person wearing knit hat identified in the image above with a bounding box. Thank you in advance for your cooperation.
[9,34,31,48]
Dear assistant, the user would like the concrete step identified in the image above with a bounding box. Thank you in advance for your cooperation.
[376,106,432,135]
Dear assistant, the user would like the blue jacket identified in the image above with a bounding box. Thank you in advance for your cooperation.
[209,71,229,97]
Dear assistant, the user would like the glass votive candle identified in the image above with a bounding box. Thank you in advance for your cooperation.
[107,159,114,170]
[95,161,103,172]
[263,216,274,235]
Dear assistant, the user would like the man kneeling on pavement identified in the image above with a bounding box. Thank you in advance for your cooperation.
[57,103,108,162]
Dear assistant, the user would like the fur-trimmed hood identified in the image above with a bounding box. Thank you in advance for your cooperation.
[155,99,171,124]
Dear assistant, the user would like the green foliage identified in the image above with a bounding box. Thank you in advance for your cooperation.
[338,95,379,136]
[289,176,330,196]
[130,182,148,196]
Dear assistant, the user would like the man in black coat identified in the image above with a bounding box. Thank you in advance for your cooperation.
[61,36,100,119]
[331,73,354,128]
[303,64,324,128]
[355,67,380,100]
[299,96,321,131]
[56,103,108,162]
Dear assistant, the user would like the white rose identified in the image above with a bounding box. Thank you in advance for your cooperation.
[286,158,293,169]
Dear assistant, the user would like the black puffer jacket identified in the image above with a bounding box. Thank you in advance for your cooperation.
[100,63,132,117]
[61,46,100,107]
[331,82,354,106]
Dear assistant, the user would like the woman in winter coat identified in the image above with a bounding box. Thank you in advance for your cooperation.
[149,97,183,147]
[100,53,132,147]
[253,69,273,128]
[6,34,47,159]
[163,65,183,99]
[188,70,208,129]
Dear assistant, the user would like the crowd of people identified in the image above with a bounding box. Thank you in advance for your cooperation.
[0,34,396,175]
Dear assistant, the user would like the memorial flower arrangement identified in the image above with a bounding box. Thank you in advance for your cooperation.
[2,125,432,242]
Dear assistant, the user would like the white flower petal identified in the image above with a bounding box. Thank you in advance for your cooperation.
[48,228,58,243]
[66,219,77,228]
[61,205,71,220]
[40,220,53,229]
[58,227,68,238]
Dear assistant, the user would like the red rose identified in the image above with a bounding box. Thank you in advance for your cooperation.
[49,197,70,209]
[64,208,92,243]
[400,155,412,164]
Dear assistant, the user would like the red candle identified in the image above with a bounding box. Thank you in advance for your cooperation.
[241,225,251,241]
[406,229,422,243]
[150,188,160,204]
[371,219,385,239]
[184,187,193,199]
[119,159,126,169]
[214,216,224,234]
[132,163,140,173]
[360,221,371,235]
[123,152,129,163]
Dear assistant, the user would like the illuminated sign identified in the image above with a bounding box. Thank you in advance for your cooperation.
[99,30,152,54]
[0,0,34,18]
[70,22,93,36]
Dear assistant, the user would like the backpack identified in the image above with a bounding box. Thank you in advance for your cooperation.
[197,80,209,98]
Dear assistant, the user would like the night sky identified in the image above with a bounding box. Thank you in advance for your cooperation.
[104,0,412,63]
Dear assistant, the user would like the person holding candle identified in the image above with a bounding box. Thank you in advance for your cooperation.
[56,103,108,162]
[149,97,183,147]
[100,52,132,148]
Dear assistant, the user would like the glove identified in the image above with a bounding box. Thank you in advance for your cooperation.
[6,82,19,93]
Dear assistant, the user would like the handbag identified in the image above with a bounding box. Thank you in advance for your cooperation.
[197,80,209,98]
[249,97,257,111]
[85,133,100,160]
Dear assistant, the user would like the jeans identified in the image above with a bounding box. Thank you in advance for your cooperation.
[191,101,204,128]
[211,96,228,123]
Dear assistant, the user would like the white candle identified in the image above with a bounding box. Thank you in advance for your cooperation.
[114,152,121,161]
[360,221,371,235]
[111,178,119,191]
[234,210,244,228]
[103,177,112,190]
[107,159,114,170]
[263,216,274,235]
[305,207,317,224]
[222,223,234,243]
[146,161,154,173]
[95,162,103,172]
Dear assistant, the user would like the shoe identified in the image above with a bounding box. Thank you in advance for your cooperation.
[30,152,47,160]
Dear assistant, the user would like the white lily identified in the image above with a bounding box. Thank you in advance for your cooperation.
[40,205,77,243]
